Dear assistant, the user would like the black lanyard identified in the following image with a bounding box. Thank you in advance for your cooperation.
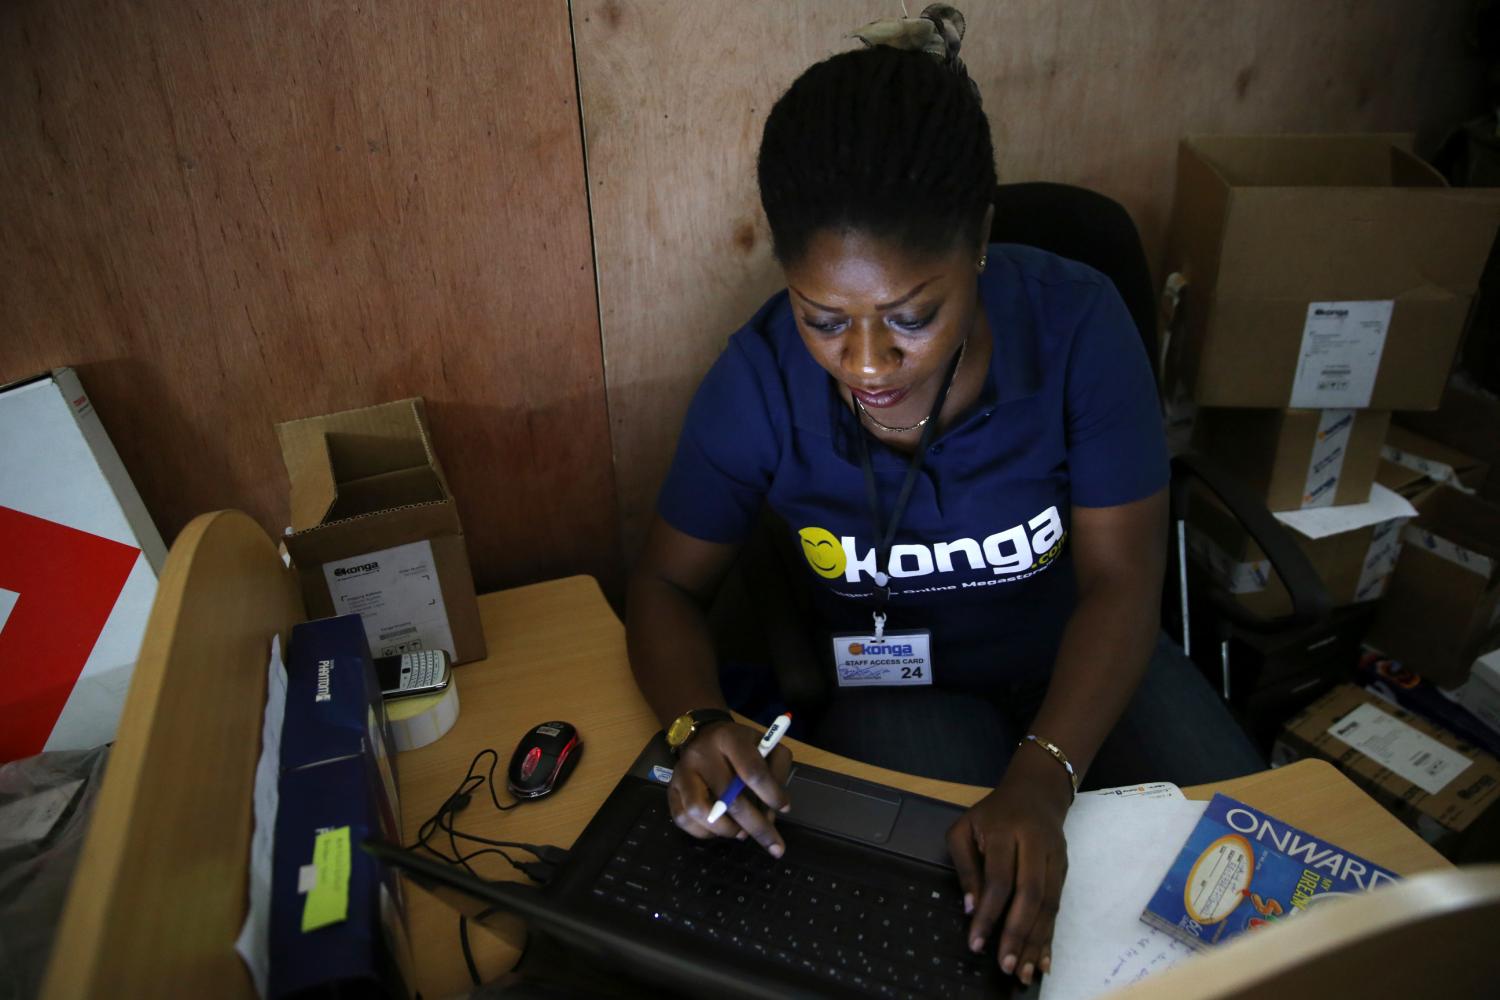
[850,341,966,617]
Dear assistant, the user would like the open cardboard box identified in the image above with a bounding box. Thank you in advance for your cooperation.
[277,399,486,663]
[1395,376,1500,501]
[1367,486,1500,687]
[1164,135,1500,410]
[1376,423,1490,499]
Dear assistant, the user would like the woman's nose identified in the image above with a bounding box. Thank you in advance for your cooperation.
[843,322,899,379]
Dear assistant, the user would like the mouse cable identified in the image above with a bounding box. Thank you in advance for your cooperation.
[411,802,551,883]
[457,747,523,812]
[426,818,571,867]
[408,748,569,882]
[412,747,571,859]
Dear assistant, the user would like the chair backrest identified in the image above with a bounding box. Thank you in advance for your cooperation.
[990,181,1159,383]
[1108,864,1500,1000]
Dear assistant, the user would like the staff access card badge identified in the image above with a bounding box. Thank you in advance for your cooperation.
[831,630,932,687]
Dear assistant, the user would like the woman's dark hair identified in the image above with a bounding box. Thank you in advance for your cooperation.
[757,45,997,266]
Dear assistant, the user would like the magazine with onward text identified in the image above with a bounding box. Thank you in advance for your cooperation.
[1141,793,1399,949]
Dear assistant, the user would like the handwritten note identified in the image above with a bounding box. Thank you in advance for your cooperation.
[1038,792,1208,1000]
[301,826,352,932]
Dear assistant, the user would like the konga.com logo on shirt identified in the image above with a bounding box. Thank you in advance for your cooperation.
[797,506,1067,586]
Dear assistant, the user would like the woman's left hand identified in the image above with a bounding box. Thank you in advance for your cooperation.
[946,748,1073,986]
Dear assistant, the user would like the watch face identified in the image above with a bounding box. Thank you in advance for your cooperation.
[666,714,695,748]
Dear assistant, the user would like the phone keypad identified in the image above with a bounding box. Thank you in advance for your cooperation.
[401,650,445,688]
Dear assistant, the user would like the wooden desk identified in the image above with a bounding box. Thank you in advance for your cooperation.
[400,575,1449,1000]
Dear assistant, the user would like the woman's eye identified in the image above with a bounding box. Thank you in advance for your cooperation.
[890,310,937,332]
[804,316,847,334]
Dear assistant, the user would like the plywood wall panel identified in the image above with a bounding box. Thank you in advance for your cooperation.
[1,1,618,593]
[575,0,1482,558]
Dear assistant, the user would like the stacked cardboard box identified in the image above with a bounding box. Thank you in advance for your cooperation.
[1395,376,1500,503]
[1366,486,1500,688]
[1273,684,1500,861]
[1376,424,1490,500]
[1185,484,1415,619]
[1457,648,1500,738]
[1168,135,1500,619]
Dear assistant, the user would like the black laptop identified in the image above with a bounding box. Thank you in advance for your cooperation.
[368,735,1016,999]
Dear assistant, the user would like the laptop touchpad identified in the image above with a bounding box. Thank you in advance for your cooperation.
[784,766,901,844]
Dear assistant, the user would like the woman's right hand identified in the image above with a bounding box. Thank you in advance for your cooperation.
[667,721,794,857]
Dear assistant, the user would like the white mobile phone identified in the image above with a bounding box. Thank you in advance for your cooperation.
[374,649,452,700]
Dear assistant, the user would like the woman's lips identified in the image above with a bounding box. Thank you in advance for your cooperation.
[850,385,909,408]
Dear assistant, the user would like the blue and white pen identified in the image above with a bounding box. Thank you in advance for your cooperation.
[706,712,792,824]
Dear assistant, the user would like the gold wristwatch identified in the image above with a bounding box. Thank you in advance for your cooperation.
[665,708,734,753]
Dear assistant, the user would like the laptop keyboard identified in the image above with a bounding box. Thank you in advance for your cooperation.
[588,800,1003,999]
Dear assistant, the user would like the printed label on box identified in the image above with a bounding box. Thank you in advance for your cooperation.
[1327,702,1472,795]
[1290,301,1394,408]
[1301,409,1355,508]
[322,540,456,658]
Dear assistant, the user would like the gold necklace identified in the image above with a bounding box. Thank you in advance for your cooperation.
[852,339,966,434]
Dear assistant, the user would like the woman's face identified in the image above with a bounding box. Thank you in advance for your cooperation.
[783,228,985,424]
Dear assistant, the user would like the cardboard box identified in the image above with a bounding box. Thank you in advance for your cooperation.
[1455,647,1500,738]
[1356,647,1500,759]
[1192,408,1390,511]
[1272,684,1500,861]
[277,399,485,664]
[1186,483,1416,618]
[1395,375,1500,501]
[1376,423,1490,499]
[1367,486,1500,686]
[1164,135,1500,410]
[0,369,167,762]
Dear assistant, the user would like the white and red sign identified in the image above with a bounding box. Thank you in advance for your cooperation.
[0,370,165,761]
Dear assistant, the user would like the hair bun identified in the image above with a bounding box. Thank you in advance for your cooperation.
[849,4,977,101]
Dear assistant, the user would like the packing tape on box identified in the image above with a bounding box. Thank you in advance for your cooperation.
[1401,526,1494,579]
[1380,445,1475,495]
[1185,527,1270,594]
[1353,518,1406,602]
[1300,409,1354,509]
[384,677,460,752]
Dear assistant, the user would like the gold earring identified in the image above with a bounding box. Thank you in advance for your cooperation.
[977,254,987,272]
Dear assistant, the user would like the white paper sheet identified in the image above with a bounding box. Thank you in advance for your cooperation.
[1272,483,1416,540]
[234,636,288,999]
[1039,793,1209,1000]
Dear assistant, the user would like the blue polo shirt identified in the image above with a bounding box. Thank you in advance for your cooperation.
[658,244,1168,691]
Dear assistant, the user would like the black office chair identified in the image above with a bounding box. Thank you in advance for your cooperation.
[711,182,1334,725]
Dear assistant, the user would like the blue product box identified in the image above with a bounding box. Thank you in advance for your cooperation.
[269,754,412,999]
[284,615,401,839]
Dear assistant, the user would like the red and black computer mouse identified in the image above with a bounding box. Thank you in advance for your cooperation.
[507,721,583,799]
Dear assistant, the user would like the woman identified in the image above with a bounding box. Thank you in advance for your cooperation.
[625,17,1262,988]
